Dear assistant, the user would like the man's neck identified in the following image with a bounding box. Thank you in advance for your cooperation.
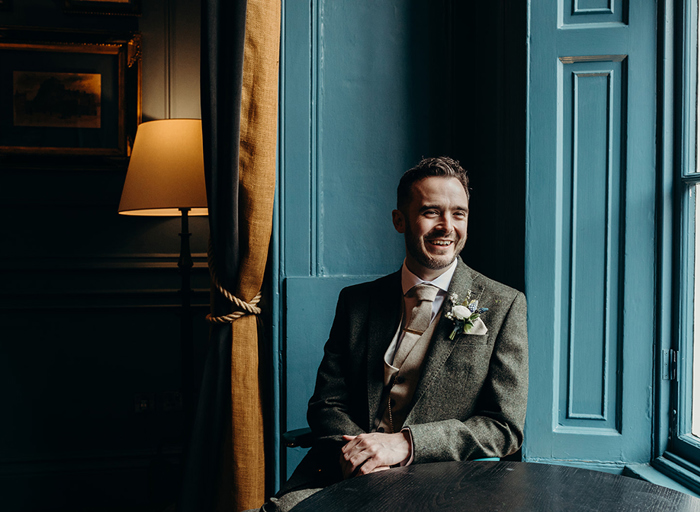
[404,258,457,282]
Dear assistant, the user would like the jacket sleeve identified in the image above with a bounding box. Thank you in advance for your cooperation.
[407,291,528,462]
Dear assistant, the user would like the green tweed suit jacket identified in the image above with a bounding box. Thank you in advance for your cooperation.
[286,257,528,491]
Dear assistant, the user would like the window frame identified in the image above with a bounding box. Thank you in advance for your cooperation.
[658,0,700,485]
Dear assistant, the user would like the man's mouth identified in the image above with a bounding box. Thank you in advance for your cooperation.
[428,239,453,247]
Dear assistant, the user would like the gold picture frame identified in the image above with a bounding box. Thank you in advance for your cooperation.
[0,28,141,157]
[64,0,141,17]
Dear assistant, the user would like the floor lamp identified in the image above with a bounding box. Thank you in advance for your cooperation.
[118,119,208,448]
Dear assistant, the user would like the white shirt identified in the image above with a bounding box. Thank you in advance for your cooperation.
[383,258,458,366]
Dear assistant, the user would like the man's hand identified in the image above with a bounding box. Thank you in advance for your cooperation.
[339,431,411,479]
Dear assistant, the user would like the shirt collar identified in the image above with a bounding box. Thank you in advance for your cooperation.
[401,258,458,295]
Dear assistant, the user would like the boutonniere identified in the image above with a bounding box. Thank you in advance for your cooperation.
[445,290,489,339]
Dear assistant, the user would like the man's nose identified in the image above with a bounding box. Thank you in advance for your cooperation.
[437,214,453,232]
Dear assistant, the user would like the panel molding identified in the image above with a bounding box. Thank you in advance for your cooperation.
[559,55,627,64]
[526,0,655,464]
[311,0,321,276]
[553,426,622,435]
[573,1,613,16]
[0,253,209,270]
[556,56,625,432]
[0,289,210,311]
[0,446,181,472]
[561,0,628,27]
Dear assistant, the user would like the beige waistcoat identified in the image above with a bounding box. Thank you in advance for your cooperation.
[374,312,442,433]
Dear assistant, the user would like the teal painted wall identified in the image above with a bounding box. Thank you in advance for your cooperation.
[276,0,527,485]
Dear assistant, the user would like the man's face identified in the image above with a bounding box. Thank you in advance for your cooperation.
[392,176,469,280]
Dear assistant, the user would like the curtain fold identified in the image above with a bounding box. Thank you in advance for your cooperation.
[224,0,281,509]
[180,0,280,511]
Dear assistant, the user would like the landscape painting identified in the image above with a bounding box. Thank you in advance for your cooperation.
[13,71,101,129]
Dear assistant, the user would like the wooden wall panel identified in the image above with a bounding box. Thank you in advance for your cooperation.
[557,57,624,432]
[0,1,206,510]
[526,0,656,469]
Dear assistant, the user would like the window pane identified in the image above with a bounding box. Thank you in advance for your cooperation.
[693,186,700,437]
[696,0,699,174]
[690,1,700,438]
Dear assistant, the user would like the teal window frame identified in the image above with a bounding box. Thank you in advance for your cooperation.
[673,0,700,463]
[655,0,700,491]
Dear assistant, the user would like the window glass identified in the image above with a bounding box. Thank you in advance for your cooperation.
[693,186,700,438]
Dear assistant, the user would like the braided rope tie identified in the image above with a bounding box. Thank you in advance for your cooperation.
[206,241,262,324]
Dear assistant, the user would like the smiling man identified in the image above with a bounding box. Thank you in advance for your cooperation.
[263,157,528,512]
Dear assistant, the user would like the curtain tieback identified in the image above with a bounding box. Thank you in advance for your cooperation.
[206,242,262,324]
[206,287,262,324]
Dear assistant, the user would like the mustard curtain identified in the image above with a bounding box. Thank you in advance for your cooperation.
[223,0,280,509]
[180,1,280,511]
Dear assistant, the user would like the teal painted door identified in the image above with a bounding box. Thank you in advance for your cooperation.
[526,1,657,468]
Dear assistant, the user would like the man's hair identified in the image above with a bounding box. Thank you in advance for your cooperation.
[396,156,470,211]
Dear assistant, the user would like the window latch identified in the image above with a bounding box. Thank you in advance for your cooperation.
[662,349,678,381]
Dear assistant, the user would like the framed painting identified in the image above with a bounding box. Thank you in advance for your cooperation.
[64,0,141,16]
[0,28,141,158]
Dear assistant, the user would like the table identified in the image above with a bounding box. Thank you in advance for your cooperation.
[290,461,700,511]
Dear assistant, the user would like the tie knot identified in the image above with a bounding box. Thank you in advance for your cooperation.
[408,283,439,303]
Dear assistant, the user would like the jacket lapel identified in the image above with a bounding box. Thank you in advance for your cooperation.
[365,270,402,427]
[408,258,477,415]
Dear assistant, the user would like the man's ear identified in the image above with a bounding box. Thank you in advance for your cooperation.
[392,209,405,234]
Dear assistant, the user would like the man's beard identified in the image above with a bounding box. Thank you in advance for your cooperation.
[404,227,464,270]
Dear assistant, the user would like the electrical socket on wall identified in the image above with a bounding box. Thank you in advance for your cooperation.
[134,392,156,413]
[133,391,183,413]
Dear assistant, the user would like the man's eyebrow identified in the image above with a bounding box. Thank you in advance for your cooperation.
[418,204,469,212]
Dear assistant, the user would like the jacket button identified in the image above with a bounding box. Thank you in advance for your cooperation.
[396,376,405,384]
[377,426,385,432]
[390,399,396,407]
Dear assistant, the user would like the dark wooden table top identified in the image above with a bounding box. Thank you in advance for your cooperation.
[290,461,700,511]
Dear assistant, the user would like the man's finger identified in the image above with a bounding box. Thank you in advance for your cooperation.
[340,435,360,455]
[339,451,368,479]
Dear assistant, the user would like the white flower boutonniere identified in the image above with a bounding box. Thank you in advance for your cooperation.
[445,290,489,339]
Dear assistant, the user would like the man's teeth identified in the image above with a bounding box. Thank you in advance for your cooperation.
[430,240,452,246]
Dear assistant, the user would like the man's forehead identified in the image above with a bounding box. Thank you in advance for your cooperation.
[410,177,469,204]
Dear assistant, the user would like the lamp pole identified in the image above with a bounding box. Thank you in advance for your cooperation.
[178,207,195,446]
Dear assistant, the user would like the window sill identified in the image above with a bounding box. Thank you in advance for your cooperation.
[624,456,700,498]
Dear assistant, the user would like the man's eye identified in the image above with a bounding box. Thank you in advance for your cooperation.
[424,210,438,216]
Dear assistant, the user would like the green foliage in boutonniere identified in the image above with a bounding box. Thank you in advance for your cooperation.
[445,290,488,340]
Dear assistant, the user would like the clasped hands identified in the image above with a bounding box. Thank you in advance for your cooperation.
[339,431,411,479]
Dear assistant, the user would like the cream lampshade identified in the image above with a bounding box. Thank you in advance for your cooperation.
[118,119,208,216]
